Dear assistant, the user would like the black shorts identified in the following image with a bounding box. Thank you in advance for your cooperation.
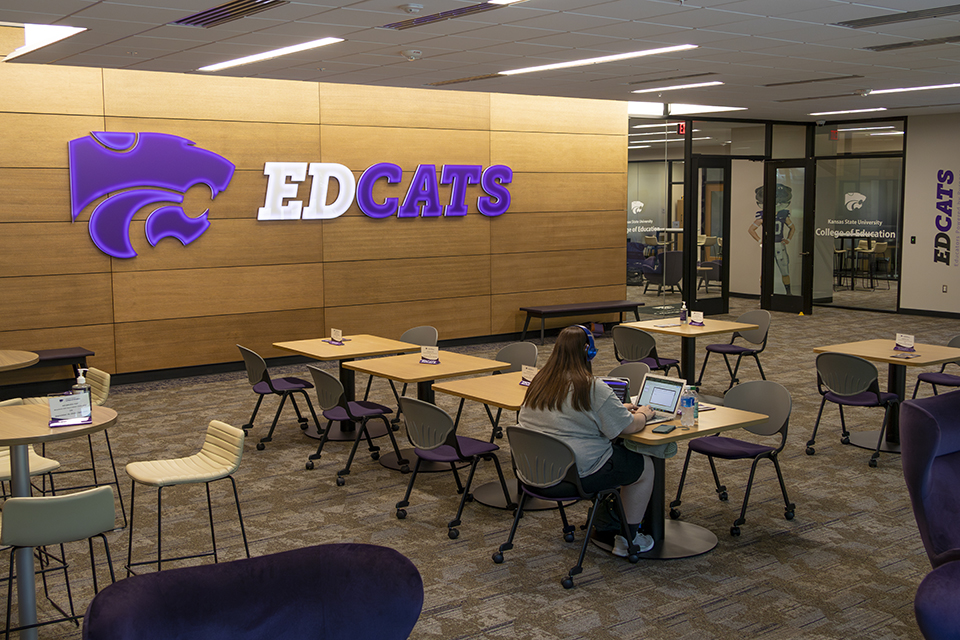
[580,442,645,494]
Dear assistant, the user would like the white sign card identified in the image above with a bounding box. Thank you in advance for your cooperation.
[690,311,704,324]
[521,365,538,386]
[896,333,915,350]
[420,346,440,364]
[331,328,342,342]
[48,390,92,427]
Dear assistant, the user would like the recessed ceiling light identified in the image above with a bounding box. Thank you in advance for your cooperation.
[632,81,724,94]
[198,37,343,72]
[808,108,887,116]
[500,44,697,76]
[4,24,86,61]
[836,126,895,132]
[871,83,960,94]
[668,104,747,115]
[631,123,682,129]
[870,131,905,136]
[628,145,652,149]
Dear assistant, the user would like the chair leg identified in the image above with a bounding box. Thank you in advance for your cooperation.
[912,378,922,399]
[869,403,897,468]
[378,416,409,471]
[126,480,137,575]
[753,355,766,381]
[696,351,712,386]
[205,482,217,564]
[306,419,334,469]
[806,396,829,454]
[337,420,365,485]
[669,447,694,518]
[243,395,265,432]
[395,458,423,518]
[488,454,516,510]
[226,475,250,559]
[722,354,739,390]
[770,455,795,520]
[258,393,290,447]
[448,457,483,539]
[838,405,850,442]
[493,492,529,562]
[101,430,127,529]
[706,456,727,501]
[731,457,765,536]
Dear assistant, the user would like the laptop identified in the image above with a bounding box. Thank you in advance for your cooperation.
[634,373,686,425]
[598,377,631,403]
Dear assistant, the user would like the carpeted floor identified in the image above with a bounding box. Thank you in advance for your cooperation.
[8,297,954,639]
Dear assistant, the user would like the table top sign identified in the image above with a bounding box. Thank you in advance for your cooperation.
[420,346,440,365]
[521,365,538,386]
[48,390,92,427]
[895,333,915,352]
[689,311,705,326]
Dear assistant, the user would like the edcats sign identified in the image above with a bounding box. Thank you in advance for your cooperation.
[258,161,513,220]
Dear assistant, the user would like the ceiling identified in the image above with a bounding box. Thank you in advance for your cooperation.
[3,0,960,123]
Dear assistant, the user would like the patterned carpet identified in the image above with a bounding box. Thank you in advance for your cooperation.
[10,297,954,639]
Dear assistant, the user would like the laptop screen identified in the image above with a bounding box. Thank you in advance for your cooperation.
[636,374,685,414]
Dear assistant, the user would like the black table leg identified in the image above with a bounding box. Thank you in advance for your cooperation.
[680,336,697,385]
[845,363,905,454]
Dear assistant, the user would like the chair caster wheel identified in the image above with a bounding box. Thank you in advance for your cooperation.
[370,451,380,460]
[336,477,345,486]
[306,461,314,470]
[241,429,249,438]
[730,526,741,536]
[718,491,728,502]
[785,510,795,521]
[396,509,406,520]
[299,420,308,430]
[492,552,504,564]
[256,443,265,451]
[869,458,878,468]
[627,554,639,564]
[561,577,574,589]
[400,465,410,474]
[670,508,681,520]
[805,446,815,455]
[448,528,459,540]
[564,532,575,543]
[392,424,401,431]
[465,494,474,503]
[841,436,850,445]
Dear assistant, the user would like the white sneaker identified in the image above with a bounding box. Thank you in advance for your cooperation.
[612,532,655,556]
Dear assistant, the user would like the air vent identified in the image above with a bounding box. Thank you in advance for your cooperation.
[426,74,502,86]
[763,75,863,88]
[865,35,960,52]
[172,0,289,28]
[834,4,960,29]
[382,2,504,30]
[627,72,716,86]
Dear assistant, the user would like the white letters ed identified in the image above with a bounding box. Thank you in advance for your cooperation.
[258,162,307,220]
[259,162,355,221]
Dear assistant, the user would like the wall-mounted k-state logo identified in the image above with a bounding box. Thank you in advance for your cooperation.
[69,132,236,259]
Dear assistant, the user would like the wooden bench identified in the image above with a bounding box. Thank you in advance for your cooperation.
[519,301,642,344]
[32,347,95,376]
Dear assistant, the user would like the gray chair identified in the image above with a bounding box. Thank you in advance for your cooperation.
[643,250,682,295]
[912,335,960,398]
[612,325,681,377]
[494,342,538,373]
[366,326,438,426]
[237,345,320,450]
[607,362,651,398]
[806,353,899,467]
[395,398,511,539]
[3,486,116,637]
[492,426,640,589]
[696,309,770,391]
[669,380,795,536]
[305,366,407,483]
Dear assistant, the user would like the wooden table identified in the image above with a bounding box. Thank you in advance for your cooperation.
[621,403,767,559]
[619,318,759,385]
[0,404,118,640]
[344,352,509,471]
[0,350,39,372]
[813,339,960,452]
[273,335,418,440]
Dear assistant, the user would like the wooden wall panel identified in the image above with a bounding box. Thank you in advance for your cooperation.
[490,93,626,135]
[323,215,489,262]
[102,69,319,124]
[320,83,490,130]
[0,324,115,381]
[0,114,104,168]
[0,222,111,276]
[0,63,104,116]
[490,132,625,174]
[0,274,114,330]
[0,169,72,223]
[508,172,625,213]
[491,285,628,335]
[103,118,321,170]
[115,309,323,372]
[113,264,323,322]
[325,296,490,342]
[324,256,490,306]
[491,211,625,254]
[320,125,489,169]
[113,219,322,272]
[491,248,624,294]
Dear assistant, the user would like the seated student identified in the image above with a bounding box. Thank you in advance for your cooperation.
[518,325,657,555]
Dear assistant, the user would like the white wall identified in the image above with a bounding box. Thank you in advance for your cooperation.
[730,159,764,295]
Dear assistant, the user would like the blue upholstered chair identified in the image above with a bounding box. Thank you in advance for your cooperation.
[82,543,424,640]
[912,335,960,398]
[696,309,770,391]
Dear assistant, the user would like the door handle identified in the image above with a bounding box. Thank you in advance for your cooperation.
[800,252,811,256]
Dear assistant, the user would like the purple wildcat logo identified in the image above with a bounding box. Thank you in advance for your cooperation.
[69,132,235,259]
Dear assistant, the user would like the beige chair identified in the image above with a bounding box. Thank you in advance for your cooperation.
[125,420,250,574]
[0,398,60,498]
[643,234,663,258]
[2,486,117,636]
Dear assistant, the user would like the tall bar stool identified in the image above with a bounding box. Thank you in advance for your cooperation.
[125,420,250,574]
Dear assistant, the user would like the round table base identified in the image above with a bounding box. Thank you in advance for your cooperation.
[379,449,470,473]
[471,479,571,511]
[846,430,901,454]
[304,420,389,442]
[591,520,717,559]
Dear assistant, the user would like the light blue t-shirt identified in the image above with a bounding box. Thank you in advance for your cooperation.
[518,378,634,477]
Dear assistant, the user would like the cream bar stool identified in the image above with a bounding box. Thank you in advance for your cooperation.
[0,398,60,499]
[125,420,250,574]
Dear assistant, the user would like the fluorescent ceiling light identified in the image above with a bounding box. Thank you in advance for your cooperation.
[808,107,887,116]
[488,0,526,4]
[632,81,724,94]
[668,103,746,115]
[632,123,678,129]
[4,24,86,61]
[644,137,712,144]
[199,37,343,72]
[630,129,698,137]
[871,131,905,136]
[500,44,696,76]
[871,83,960,95]
[628,145,652,149]
[837,126,895,132]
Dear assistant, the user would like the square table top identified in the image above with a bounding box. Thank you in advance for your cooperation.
[432,371,528,411]
[0,350,39,372]
[620,318,758,338]
[623,403,768,446]
[273,335,419,361]
[813,339,960,368]
[343,351,509,384]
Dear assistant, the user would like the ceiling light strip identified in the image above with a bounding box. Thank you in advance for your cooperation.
[628,72,716,86]
[808,108,887,116]
[198,36,343,72]
[632,81,723,94]
[500,44,697,76]
[872,82,960,94]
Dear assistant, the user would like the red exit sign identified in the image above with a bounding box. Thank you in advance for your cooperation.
[677,122,686,135]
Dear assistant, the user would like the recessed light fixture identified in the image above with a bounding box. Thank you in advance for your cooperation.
[500,44,697,76]
[837,126,895,132]
[871,82,960,95]
[668,103,747,115]
[632,81,724,94]
[631,123,683,129]
[198,36,343,72]
[808,108,887,116]
[4,24,86,61]
[870,131,905,136]
[488,0,527,4]
[628,145,652,149]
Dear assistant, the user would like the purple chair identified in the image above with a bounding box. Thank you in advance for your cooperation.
[82,543,424,640]
[612,325,681,378]
[912,335,960,398]
[900,390,960,569]
[395,397,512,539]
[237,345,320,451]
[669,380,794,536]
[806,352,899,468]
[696,309,770,391]
[915,561,960,639]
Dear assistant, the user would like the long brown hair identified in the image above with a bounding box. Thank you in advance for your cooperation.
[523,326,594,412]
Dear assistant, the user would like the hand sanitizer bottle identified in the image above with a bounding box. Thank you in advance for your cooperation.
[72,368,92,418]
[680,301,688,324]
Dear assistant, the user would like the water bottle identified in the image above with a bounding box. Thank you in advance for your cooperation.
[691,385,699,426]
[680,301,688,324]
[680,386,695,428]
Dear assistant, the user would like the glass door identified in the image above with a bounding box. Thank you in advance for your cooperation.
[761,160,814,314]
[684,157,730,316]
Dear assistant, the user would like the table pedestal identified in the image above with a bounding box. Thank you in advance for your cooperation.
[11,445,38,640]
[379,450,469,473]
[847,430,901,454]
[472,479,567,511]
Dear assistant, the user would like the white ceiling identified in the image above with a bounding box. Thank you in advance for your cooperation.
[3,0,960,122]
